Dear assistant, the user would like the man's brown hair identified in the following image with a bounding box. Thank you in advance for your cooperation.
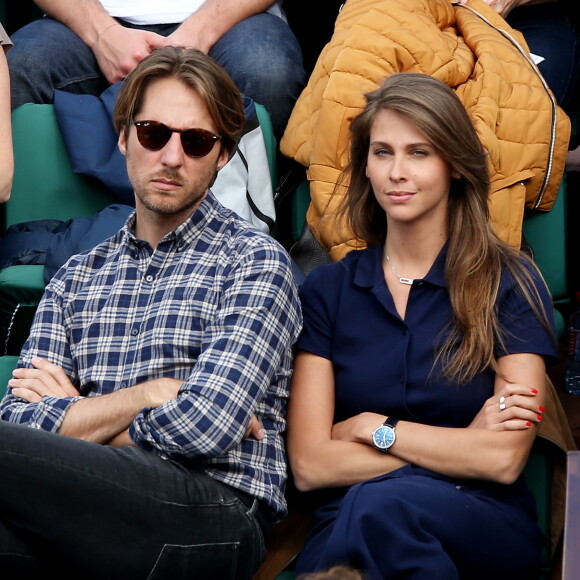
[114,46,245,159]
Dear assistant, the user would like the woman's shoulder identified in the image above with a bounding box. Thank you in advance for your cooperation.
[301,246,371,289]
[499,252,549,293]
[497,252,554,319]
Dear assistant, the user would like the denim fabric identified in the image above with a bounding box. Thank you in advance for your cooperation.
[0,420,267,579]
[8,13,305,140]
[507,3,580,118]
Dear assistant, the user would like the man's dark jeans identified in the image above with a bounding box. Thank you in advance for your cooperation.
[0,420,267,579]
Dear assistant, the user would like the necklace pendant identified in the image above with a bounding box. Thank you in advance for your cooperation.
[398,277,414,285]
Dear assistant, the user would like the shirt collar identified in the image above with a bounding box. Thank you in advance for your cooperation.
[354,242,449,289]
[122,191,220,250]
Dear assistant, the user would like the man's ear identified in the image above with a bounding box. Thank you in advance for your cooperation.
[118,131,127,157]
[216,147,230,172]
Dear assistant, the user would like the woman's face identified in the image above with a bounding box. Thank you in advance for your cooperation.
[366,108,454,230]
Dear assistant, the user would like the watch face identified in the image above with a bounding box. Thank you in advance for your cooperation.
[373,425,395,450]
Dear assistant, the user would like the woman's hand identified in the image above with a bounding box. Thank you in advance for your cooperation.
[331,412,385,445]
[468,383,544,431]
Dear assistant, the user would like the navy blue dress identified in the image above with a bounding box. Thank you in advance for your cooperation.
[294,244,558,580]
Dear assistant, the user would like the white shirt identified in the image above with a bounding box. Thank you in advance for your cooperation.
[99,0,284,25]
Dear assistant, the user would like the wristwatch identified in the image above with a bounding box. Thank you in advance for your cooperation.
[372,417,399,452]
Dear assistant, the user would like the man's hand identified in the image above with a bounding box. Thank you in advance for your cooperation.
[106,429,134,448]
[9,357,80,403]
[93,24,176,84]
[244,414,265,440]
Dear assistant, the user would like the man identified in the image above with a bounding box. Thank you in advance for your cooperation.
[0,46,301,579]
[7,0,305,141]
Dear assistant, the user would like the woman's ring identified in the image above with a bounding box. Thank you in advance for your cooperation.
[499,396,506,411]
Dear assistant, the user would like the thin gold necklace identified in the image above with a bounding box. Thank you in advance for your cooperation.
[383,252,414,285]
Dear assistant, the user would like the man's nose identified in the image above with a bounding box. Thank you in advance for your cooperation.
[160,133,185,167]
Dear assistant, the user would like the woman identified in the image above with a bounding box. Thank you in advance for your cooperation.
[287,73,558,579]
[0,22,12,202]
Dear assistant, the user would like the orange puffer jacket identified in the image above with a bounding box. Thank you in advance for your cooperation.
[280,0,570,261]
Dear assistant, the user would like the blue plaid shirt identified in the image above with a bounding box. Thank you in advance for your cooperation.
[0,192,302,518]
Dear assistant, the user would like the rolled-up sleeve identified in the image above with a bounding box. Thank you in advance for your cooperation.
[129,242,302,460]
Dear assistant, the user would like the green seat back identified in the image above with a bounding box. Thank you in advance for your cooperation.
[0,355,18,399]
[522,178,568,338]
[522,179,568,303]
[1,104,118,354]
[0,264,45,355]
[7,103,117,228]
[254,103,277,190]
[523,436,554,579]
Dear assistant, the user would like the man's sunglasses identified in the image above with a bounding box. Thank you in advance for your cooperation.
[133,120,222,158]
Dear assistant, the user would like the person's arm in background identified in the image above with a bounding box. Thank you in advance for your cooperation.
[168,0,278,53]
[0,37,13,202]
[34,0,174,83]
[457,0,558,18]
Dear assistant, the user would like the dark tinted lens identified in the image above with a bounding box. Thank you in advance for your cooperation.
[135,122,172,151]
[181,128,219,158]
[134,122,220,158]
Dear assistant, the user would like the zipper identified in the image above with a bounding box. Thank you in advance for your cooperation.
[456,2,558,209]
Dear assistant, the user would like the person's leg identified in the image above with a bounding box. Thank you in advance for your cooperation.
[296,469,543,580]
[7,17,109,109]
[0,520,44,576]
[0,420,265,580]
[209,13,306,142]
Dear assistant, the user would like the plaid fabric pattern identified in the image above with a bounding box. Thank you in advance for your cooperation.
[0,192,302,517]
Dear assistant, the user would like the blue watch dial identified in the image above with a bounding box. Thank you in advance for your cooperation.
[372,425,396,450]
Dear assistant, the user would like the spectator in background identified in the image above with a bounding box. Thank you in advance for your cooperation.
[0,23,12,202]
[6,0,305,141]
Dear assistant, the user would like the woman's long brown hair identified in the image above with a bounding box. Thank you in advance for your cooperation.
[336,73,554,383]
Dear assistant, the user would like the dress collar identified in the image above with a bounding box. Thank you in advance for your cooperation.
[353,243,449,289]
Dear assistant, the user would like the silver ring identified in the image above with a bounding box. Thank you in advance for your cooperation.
[499,396,506,411]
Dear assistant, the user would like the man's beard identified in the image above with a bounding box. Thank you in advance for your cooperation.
[135,168,214,216]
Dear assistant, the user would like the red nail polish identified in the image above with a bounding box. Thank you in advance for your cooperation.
[537,414,543,421]
[538,405,545,413]
[530,388,538,394]
[526,421,532,427]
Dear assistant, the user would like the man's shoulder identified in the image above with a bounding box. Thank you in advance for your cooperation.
[50,231,125,286]
[208,201,290,261]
